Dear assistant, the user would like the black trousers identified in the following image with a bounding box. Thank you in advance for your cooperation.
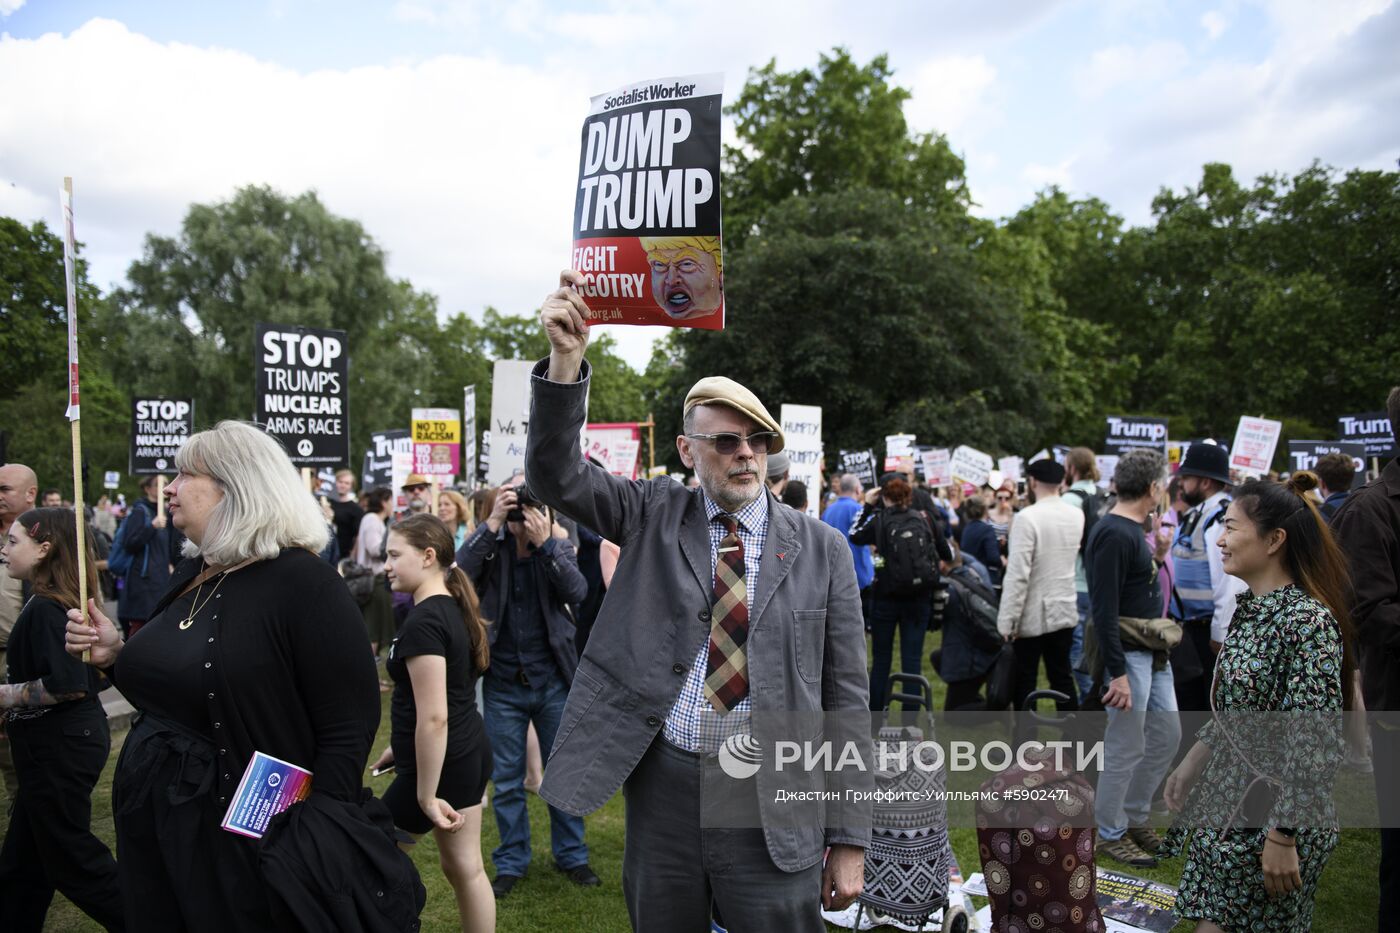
[1171,617,1215,712]
[944,676,989,712]
[622,737,824,933]
[1011,627,1079,712]
[0,703,124,933]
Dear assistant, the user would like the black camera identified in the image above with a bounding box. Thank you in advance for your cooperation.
[506,484,543,523]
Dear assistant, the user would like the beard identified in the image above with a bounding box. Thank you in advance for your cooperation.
[697,460,762,512]
[1180,485,1206,507]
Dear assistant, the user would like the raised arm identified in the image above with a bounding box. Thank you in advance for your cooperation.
[528,270,653,545]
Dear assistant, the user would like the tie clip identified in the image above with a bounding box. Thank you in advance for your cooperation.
[717,545,740,554]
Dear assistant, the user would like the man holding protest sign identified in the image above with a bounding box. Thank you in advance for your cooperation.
[571,74,726,330]
[526,269,870,931]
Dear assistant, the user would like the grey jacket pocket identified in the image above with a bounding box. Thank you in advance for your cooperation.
[792,609,827,683]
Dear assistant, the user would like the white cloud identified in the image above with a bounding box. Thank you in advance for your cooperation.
[0,18,586,357]
[903,55,998,138]
[0,0,25,18]
[1201,9,1229,39]
[1021,158,1076,189]
[1049,1,1399,223]
[1077,40,1189,99]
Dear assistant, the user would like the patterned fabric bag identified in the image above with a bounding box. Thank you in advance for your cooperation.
[976,751,1105,932]
[856,673,956,928]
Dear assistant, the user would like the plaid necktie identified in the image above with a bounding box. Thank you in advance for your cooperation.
[704,514,749,714]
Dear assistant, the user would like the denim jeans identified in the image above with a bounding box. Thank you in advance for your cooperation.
[868,595,930,711]
[1070,591,1095,701]
[482,671,589,876]
[1095,649,1181,841]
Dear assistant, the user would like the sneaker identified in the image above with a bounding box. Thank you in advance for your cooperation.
[491,874,522,899]
[1097,835,1157,867]
[557,863,601,887]
[1343,751,1374,774]
[1127,825,1163,855]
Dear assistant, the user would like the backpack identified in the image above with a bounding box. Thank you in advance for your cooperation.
[106,509,150,578]
[947,567,1002,652]
[878,509,940,597]
[1063,486,1107,555]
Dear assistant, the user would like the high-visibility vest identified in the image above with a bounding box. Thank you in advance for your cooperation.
[1170,498,1230,621]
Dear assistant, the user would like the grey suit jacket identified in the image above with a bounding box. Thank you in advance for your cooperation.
[525,359,873,871]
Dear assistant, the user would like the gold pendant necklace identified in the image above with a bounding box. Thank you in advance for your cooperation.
[179,572,227,630]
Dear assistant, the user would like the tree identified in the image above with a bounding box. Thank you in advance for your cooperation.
[723,49,972,247]
[655,188,1042,471]
[0,217,102,403]
[1129,163,1400,447]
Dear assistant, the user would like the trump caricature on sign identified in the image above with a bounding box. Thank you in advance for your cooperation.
[641,236,723,321]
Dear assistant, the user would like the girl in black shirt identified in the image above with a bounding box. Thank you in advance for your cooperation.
[0,508,124,932]
[372,513,493,932]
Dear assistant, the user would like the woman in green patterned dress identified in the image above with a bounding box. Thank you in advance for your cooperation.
[1159,471,1355,932]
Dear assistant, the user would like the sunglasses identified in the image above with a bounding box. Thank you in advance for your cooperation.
[685,432,779,456]
[405,484,429,493]
[995,494,1011,501]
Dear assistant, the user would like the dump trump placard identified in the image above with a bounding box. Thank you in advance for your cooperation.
[572,73,724,329]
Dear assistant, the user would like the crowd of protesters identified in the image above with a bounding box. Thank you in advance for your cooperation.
[0,305,1395,932]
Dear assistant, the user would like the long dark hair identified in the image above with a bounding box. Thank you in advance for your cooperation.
[390,513,489,671]
[1233,472,1357,710]
[16,507,103,613]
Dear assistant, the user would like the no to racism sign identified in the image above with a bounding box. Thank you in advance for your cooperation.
[411,408,460,481]
[255,323,349,466]
[573,73,724,329]
[130,397,193,474]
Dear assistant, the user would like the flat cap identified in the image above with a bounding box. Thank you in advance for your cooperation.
[1026,458,1065,485]
[683,377,784,454]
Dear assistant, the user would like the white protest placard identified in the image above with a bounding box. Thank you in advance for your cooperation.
[581,422,643,479]
[1095,455,1119,489]
[488,360,535,486]
[781,404,822,517]
[885,434,916,459]
[950,445,993,487]
[390,450,414,510]
[462,385,477,484]
[998,456,1023,483]
[613,439,641,478]
[1230,416,1283,478]
[921,448,952,488]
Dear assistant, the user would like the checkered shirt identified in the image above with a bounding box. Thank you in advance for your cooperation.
[662,490,768,753]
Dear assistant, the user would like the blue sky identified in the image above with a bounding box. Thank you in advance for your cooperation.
[3,0,1396,369]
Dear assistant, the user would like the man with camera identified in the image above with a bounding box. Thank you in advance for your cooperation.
[455,474,595,898]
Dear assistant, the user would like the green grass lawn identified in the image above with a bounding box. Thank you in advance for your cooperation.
[7,626,1381,931]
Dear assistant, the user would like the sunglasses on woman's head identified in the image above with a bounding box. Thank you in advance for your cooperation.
[685,432,779,455]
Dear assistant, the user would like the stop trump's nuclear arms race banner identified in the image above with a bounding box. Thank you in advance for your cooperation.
[572,73,725,329]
